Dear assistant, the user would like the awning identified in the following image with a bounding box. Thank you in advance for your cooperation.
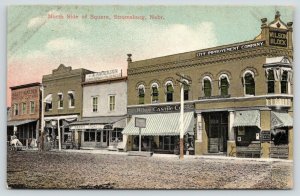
[7,119,37,127]
[44,94,52,104]
[69,115,127,130]
[122,112,194,136]
[271,111,293,129]
[233,110,260,128]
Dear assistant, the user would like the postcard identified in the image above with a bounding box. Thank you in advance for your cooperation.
[7,5,294,189]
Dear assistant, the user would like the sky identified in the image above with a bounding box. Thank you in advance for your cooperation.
[7,5,294,106]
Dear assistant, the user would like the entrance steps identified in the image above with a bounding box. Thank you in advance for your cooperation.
[204,152,227,156]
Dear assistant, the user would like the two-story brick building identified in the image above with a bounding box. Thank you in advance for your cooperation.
[122,11,293,159]
[7,82,41,147]
[70,69,127,150]
[42,64,94,149]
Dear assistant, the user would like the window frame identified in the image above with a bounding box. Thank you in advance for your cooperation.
[30,101,35,114]
[138,84,145,105]
[109,95,116,111]
[203,76,212,97]
[281,70,288,94]
[58,93,64,109]
[92,96,98,112]
[243,71,255,96]
[21,102,27,115]
[68,91,75,108]
[165,81,174,102]
[151,83,159,103]
[219,74,229,96]
[13,103,19,116]
[267,69,275,94]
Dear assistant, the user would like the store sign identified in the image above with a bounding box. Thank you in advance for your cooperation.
[261,131,271,142]
[196,41,265,57]
[85,69,122,82]
[70,124,104,130]
[269,30,287,47]
[128,103,195,115]
[135,117,146,128]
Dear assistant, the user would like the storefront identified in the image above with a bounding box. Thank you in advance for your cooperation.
[69,116,126,149]
[122,103,195,154]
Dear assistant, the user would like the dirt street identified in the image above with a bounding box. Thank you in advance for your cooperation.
[6,150,293,189]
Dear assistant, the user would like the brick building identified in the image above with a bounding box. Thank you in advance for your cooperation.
[7,82,41,147]
[122,11,293,159]
[42,64,94,149]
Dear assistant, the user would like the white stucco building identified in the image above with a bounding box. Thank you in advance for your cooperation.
[70,70,127,149]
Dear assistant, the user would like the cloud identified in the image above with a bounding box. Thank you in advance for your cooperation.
[27,16,46,29]
[46,37,81,51]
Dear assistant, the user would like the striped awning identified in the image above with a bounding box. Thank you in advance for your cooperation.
[271,111,293,129]
[122,112,194,136]
[233,110,260,128]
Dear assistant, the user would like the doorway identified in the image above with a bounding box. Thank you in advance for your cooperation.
[205,112,228,153]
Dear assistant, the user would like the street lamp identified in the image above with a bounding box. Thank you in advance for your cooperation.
[176,73,191,160]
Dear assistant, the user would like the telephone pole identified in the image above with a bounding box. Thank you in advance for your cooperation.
[176,73,191,160]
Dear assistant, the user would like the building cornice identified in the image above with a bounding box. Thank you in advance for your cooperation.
[128,47,293,76]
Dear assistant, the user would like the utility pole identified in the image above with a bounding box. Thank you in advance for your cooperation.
[176,73,191,160]
[40,85,45,151]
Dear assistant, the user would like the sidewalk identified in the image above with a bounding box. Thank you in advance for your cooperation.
[49,148,293,163]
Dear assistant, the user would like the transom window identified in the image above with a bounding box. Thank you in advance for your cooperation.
[244,71,255,95]
[109,95,116,111]
[267,70,275,94]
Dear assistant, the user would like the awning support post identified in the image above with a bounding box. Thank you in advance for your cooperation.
[180,82,184,160]
[139,128,142,152]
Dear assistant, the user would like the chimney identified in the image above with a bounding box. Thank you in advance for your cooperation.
[275,11,280,20]
[127,54,132,63]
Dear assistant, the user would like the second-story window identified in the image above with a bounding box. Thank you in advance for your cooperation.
[68,91,75,108]
[58,93,63,109]
[21,102,27,115]
[138,85,145,104]
[166,83,174,102]
[92,96,98,112]
[109,95,116,111]
[267,69,275,94]
[183,80,189,101]
[281,70,288,94]
[30,101,35,114]
[13,103,19,116]
[151,83,159,103]
[220,75,229,96]
[203,78,212,97]
[244,72,255,96]
[45,94,52,112]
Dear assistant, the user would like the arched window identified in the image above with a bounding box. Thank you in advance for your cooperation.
[138,85,145,104]
[267,69,275,94]
[244,71,255,95]
[281,70,288,94]
[203,77,212,97]
[219,75,229,96]
[183,79,189,101]
[166,82,174,102]
[151,83,159,103]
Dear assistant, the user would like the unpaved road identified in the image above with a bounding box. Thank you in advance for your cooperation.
[6,150,293,189]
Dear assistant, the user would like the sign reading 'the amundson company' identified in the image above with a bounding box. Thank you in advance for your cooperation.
[196,41,265,57]
[128,103,195,115]
[85,69,122,82]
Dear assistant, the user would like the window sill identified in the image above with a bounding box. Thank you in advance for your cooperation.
[58,108,64,110]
